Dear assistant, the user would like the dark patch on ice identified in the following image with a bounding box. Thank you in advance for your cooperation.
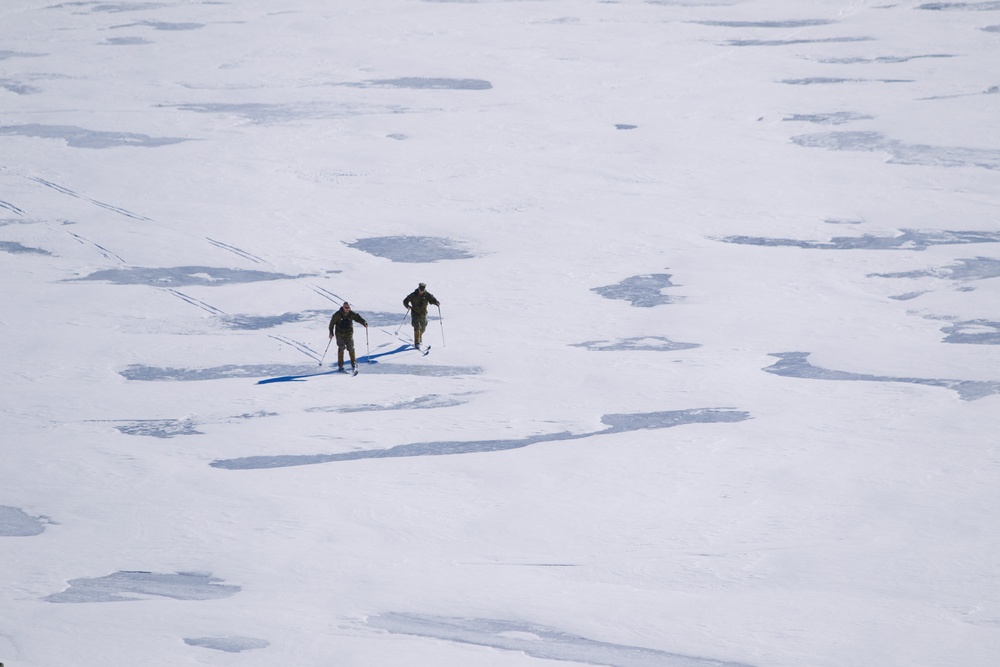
[68,265,311,286]
[219,310,327,330]
[783,112,874,125]
[50,2,172,13]
[693,19,836,27]
[592,273,682,307]
[44,571,240,603]
[615,124,638,130]
[102,36,153,45]
[307,393,473,413]
[571,336,700,351]
[0,79,42,95]
[0,50,45,60]
[210,408,751,470]
[115,419,204,438]
[347,235,475,263]
[166,102,411,125]
[889,291,928,301]
[112,20,205,30]
[718,230,1000,250]
[387,133,408,140]
[815,54,954,64]
[824,218,864,225]
[184,636,269,653]
[764,352,1000,400]
[0,241,51,255]
[917,2,1000,10]
[984,24,1000,31]
[791,131,1000,170]
[724,37,874,46]
[121,360,481,382]
[0,506,48,536]
[870,257,1000,281]
[366,614,756,667]
[343,77,492,90]
[781,77,913,85]
[942,320,1000,344]
[0,124,188,148]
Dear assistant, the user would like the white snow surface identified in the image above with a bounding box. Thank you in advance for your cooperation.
[2,0,999,665]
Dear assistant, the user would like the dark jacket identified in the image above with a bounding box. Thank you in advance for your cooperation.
[403,289,439,317]
[328,309,367,337]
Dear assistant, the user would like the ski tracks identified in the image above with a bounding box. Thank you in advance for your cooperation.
[268,334,322,363]
[163,288,227,316]
[29,176,152,222]
[66,230,126,263]
[1,199,26,216]
[206,237,267,265]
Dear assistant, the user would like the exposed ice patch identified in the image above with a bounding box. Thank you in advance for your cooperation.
[693,19,836,27]
[50,2,172,13]
[917,2,1000,10]
[68,265,311,286]
[115,419,204,438]
[0,506,48,537]
[791,131,1000,170]
[870,256,1000,281]
[184,636,269,652]
[592,273,682,307]
[724,37,874,47]
[783,112,874,125]
[44,571,240,603]
[941,320,1000,344]
[781,77,912,84]
[0,79,42,95]
[0,124,188,148]
[718,230,1000,250]
[572,336,700,351]
[307,393,473,413]
[366,613,756,667]
[764,352,1000,400]
[219,310,327,331]
[210,408,751,470]
[342,77,492,90]
[112,20,205,30]
[121,361,482,382]
[814,54,954,64]
[347,235,475,262]
[102,36,152,45]
[0,241,51,255]
[167,101,411,124]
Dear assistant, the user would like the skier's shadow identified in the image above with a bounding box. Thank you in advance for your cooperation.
[257,344,411,384]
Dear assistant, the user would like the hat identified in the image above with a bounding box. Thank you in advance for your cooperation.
[418,282,426,288]
[342,301,350,308]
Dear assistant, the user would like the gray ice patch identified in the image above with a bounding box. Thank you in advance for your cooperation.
[572,336,700,351]
[344,77,492,90]
[121,362,481,382]
[44,571,240,603]
[783,112,874,125]
[693,19,836,27]
[718,230,1000,251]
[724,37,873,46]
[0,124,188,148]
[0,79,42,95]
[347,235,475,262]
[68,265,311,286]
[307,393,472,413]
[0,50,45,60]
[870,257,1000,281]
[219,310,327,330]
[942,320,1000,344]
[366,614,756,667]
[984,24,1000,31]
[52,2,172,12]
[781,77,912,85]
[167,101,411,125]
[184,636,269,652]
[791,131,1000,170]
[0,241,51,255]
[917,2,1000,10]
[115,419,203,438]
[0,506,47,536]
[592,273,682,307]
[815,54,953,64]
[764,352,1000,400]
[210,408,750,470]
[112,20,205,30]
[615,124,638,130]
[102,36,153,45]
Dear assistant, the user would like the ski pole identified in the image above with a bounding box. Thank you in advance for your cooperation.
[365,326,371,363]
[319,336,332,366]
[394,307,410,335]
[437,305,446,347]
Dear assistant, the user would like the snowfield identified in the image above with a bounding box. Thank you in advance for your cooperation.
[2,1,999,666]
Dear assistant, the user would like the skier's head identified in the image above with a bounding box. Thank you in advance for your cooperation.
[342,302,350,310]
[418,282,426,292]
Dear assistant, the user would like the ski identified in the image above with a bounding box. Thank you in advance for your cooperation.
[352,366,359,376]
[422,345,431,356]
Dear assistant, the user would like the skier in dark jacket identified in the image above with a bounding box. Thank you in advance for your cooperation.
[402,282,440,349]
[328,302,367,371]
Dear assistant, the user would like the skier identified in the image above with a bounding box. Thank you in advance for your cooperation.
[328,302,368,372]
[402,282,440,350]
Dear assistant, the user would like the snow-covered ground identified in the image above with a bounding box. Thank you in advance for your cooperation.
[2,1,999,665]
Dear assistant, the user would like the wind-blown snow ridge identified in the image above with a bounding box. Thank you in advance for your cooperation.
[209,409,751,470]
[764,352,1000,400]
[366,613,755,667]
